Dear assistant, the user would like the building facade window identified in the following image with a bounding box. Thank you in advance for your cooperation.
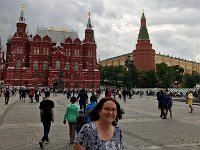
[43,48,49,55]
[66,49,71,56]
[33,61,38,70]
[87,64,92,71]
[16,47,19,53]
[43,61,48,70]
[47,48,49,55]
[34,47,40,55]
[43,48,46,55]
[55,60,60,70]
[34,47,36,54]
[37,47,39,54]
[74,49,79,56]
[16,47,23,54]
[33,47,40,55]
[16,60,21,69]
[66,62,70,70]
[74,62,79,71]
[88,51,92,57]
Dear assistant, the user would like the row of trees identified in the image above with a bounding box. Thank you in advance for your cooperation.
[99,62,200,88]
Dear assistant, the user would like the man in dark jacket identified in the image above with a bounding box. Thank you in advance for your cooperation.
[77,89,88,115]
[4,87,10,105]
[157,90,167,119]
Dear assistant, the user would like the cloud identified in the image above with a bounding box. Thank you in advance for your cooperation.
[0,0,200,63]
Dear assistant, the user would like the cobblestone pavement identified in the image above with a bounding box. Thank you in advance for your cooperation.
[0,94,200,150]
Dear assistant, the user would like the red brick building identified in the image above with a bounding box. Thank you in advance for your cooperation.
[4,7,100,89]
[133,12,155,71]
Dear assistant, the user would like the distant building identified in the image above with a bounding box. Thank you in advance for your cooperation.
[2,6,100,89]
[99,12,200,74]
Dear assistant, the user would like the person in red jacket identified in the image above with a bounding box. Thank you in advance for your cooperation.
[107,88,112,97]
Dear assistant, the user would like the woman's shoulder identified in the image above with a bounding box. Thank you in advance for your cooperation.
[114,126,122,132]
[80,122,95,131]
[78,122,96,136]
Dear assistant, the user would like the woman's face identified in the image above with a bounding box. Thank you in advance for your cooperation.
[99,100,117,123]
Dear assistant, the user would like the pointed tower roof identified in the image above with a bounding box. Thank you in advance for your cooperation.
[86,12,92,29]
[138,10,149,40]
[142,11,145,19]
[19,4,25,23]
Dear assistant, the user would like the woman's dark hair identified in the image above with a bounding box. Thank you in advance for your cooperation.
[70,96,77,103]
[89,97,124,126]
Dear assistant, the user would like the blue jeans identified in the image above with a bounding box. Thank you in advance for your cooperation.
[41,121,51,142]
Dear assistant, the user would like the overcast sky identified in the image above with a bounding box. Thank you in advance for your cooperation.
[0,0,200,62]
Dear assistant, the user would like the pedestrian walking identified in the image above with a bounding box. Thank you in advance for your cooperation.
[118,90,122,99]
[4,87,11,105]
[35,88,41,102]
[76,110,85,134]
[19,87,22,101]
[166,92,173,118]
[107,88,112,97]
[29,88,35,103]
[74,97,124,150]
[157,90,167,119]
[39,91,55,149]
[105,88,108,97]
[187,91,194,113]
[85,95,97,123]
[77,89,88,115]
[21,87,26,102]
[63,96,79,144]
[67,88,72,99]
[122,89,127,102]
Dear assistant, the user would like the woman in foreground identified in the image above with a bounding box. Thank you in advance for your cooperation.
[74,97,124,150]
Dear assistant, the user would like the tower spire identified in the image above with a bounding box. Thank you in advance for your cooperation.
[19,4,25,23]
[138,10,149,40]
[86,12,92,29]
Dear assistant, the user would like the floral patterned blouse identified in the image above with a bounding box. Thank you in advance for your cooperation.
[74,121,124,150]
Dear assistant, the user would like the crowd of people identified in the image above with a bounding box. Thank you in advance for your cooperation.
[156,89,195,119]
[1,85,197,149]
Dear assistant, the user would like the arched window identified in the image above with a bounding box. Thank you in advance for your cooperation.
[74,62,79,71]
[66,62,70,70]
[55,60,60,70]
[16,60,21,69]
[33,61,38,70]
[43,61,48,70]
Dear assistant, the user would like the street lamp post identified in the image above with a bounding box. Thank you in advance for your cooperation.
[175,70,178,88]
[124,55,134,91]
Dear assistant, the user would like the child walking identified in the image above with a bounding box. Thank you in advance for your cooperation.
[76,110,85,134]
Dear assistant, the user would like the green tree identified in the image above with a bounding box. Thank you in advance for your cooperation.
[99,65,127,87]
[156,63,174,88]
[182,73,196,87]
[138,70,156,88]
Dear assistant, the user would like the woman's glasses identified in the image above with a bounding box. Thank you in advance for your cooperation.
[102,107,117,113]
